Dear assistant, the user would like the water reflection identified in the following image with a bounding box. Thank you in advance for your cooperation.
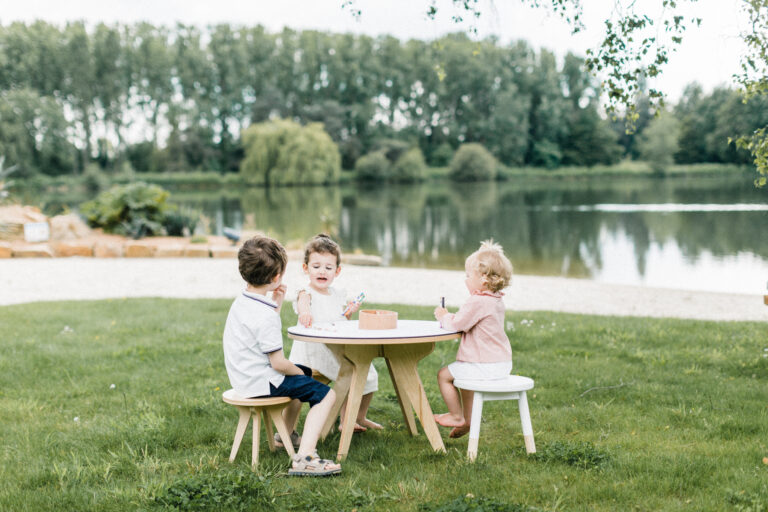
[170,176,768,293]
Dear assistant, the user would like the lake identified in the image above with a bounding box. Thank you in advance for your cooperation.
[170,173,768,295]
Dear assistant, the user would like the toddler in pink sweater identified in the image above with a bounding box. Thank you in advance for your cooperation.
[433,240,513,438]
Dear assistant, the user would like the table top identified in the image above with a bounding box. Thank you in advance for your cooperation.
[287,319,460,345]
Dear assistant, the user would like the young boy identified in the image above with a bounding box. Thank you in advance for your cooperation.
[222,235,341,476]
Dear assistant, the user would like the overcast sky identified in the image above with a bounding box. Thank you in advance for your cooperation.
[1,0,749,102]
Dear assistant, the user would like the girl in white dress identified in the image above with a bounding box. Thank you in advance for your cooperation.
[289,234,382,432]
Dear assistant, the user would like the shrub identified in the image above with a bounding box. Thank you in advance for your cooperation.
[240,119,341,185]
[163,206,200,237]
[430,142,454,166]
[373,138,410,163]
[355,150,391,182]
[80,182,171,238]
[449,143,497,181]
[392,147,427,182]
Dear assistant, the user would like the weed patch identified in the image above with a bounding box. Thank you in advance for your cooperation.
[153,469,273,511]
[419,495,541,512]
[531,440,609,470]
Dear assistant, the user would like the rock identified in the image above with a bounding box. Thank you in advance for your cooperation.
[0,241,11,258]
[124,241,156,258]
[155,244,185,257]
[13,244,54,258]
[0,205,47,241]
[342,253,382,266]
[50,214,91,240]
[210,245,238,258]
[183,245,211,258]
[93,242,123,258]
[54,241,94,257]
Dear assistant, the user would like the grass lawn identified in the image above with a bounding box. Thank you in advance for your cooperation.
[1,299,766,511]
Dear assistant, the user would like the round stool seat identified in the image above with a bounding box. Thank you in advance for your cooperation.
[454,375,534,393]
[222,389,292,407]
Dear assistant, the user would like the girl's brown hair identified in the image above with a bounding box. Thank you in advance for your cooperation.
[304,233,341,266]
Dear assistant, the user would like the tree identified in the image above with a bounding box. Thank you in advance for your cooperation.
[240,119,341,185]
[637,112,680,174]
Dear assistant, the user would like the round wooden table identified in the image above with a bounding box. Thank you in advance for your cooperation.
[287,320,460,461]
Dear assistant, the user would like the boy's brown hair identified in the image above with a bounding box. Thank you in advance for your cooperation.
[238,236,288,286]
[304,233,341,266]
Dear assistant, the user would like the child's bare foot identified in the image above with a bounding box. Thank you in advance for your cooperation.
[338,422,367,433]
[434,413,466,428]
[449,424,470,438]
[358,418,383,430]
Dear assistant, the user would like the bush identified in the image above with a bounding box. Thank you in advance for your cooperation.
[449,143,497,181]
[80,182,172,238]
[392,147,427,182]
[163,206,200,236]
[240,119,341,185]
[373,138,410,163]
[355,150,391,182]
[430,142,454,166]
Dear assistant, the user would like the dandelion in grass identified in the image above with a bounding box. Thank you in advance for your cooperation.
[110,384,116,389]
[506,321,515,331]
[74,416,79,422]
[60,325,74,334]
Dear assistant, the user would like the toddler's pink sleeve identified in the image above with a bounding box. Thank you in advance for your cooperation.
[443,297,484,332]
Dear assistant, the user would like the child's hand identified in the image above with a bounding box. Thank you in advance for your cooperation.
[298,312,313,327]
[345,300,361,316]
[272,284,287,304]
[434,307,448,321]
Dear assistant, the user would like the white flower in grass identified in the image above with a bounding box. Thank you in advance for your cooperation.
[506,321,515,331]
[110,384,116,389]
[74,416,79,422]
[60,326,74,334]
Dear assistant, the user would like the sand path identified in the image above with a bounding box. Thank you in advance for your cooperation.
[1,258,765,322]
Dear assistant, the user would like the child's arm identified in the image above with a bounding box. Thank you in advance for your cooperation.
[272,283,287,313]
[296,290,312,327]
[268,350,305,376]
[434,306,456,330]
[343,292,365,319]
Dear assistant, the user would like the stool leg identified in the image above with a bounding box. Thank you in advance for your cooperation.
[467,392,484,462]
[267,405,296,459]
[263,410,276,452]
[230,406,251,463]
[252,407,261,468]
[518,391,536,454]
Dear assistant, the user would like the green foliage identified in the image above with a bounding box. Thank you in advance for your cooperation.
[449,143,497,181]
[636,112,680,175]
[355,150,391,182]
[82,164,109,195]
[420,495,541,512]
[531,440,610,470]
[154,469,273,511]
[80,182,171,238]
[726,486,768,512]
[162,206,200,237]
[430,143,455,167]
[392,148,428,182]
[240,119,340,186]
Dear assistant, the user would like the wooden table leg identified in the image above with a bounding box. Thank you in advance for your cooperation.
[320,345,350,439]
[336,344,379,461]
[386,358,417,435]
[384,342,445,453]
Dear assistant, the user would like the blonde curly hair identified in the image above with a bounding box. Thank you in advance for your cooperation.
[467,239,513,292]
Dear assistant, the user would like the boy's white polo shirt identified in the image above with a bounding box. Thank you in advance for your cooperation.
[222,290,286,398]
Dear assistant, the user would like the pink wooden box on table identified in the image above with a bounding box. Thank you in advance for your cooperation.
[358,309,397,329]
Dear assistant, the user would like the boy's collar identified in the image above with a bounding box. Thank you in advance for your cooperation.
[242,290,278,309]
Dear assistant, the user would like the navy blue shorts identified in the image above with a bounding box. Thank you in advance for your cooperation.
[267,364,330,407]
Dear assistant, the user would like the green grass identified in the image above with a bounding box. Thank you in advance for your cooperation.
[1,299,767,511]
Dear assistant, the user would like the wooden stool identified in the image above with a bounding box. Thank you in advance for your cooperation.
[453,375,536,462]
[222,389,296,468]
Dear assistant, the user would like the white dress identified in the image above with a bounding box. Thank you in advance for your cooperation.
[289,286,379,394]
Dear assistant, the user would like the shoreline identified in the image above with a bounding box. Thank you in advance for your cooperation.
[1,258,765,322]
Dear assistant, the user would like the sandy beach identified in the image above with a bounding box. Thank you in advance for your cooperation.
[1,258,765,322]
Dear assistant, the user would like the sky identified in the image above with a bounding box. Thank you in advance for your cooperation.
[0,0,750,102]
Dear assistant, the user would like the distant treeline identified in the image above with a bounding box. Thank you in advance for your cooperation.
[0,21,766,178]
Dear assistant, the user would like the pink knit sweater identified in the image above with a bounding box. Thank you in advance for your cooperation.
[440,291,511,363]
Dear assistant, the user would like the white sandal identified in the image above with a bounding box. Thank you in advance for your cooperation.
[288,454,341,477]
